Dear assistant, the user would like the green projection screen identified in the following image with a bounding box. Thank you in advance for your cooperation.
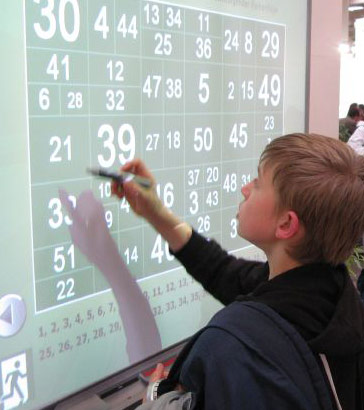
[0,0,308,408]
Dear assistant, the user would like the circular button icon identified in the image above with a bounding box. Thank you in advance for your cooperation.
[0,294,27,337]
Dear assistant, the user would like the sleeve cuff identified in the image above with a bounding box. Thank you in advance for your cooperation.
[171,230,212,271]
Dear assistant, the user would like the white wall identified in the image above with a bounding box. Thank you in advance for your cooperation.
[308,0,343,137]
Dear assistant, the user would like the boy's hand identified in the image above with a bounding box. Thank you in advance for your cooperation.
[142,363,168,403]
[111,159,164,223]
[150,363,169,382]
[112,159,192,252]
[143,363,184,402]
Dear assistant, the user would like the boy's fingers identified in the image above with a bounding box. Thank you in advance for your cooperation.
[111,180,124,198]
[124,179,152,207]
[121,159,155,181]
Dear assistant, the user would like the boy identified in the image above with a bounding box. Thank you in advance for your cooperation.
[112,133,364,409]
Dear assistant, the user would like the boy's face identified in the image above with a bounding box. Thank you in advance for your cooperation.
[237,165,280,250]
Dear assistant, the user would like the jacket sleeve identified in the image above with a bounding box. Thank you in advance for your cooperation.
[172,230,268,305]
[178,328,313,410]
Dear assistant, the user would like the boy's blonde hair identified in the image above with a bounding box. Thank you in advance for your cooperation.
[260,133,364,265]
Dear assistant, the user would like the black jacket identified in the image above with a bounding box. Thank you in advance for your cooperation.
[167,231,364,409]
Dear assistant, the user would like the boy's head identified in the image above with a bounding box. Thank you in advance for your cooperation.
[259,133,364,265]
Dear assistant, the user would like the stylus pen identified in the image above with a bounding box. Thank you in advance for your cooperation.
[87,167,152,189]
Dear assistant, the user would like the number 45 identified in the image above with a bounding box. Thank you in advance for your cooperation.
[229,123,248,149]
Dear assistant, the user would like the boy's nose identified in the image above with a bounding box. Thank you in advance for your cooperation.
[241,183,251,199]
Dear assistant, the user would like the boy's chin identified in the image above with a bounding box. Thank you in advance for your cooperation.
[238,230,254,245]
[239,230,262,249]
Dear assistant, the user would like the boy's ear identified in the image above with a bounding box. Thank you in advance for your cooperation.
[275,211,301,240]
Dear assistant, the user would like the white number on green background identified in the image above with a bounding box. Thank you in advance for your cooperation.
[97,124,135,168]
[34,0,80,42]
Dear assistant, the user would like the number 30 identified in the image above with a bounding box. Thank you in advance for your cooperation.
[33,0,80,42]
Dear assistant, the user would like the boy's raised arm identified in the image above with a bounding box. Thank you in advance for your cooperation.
[112,159,268,305]
[112,158,192,252]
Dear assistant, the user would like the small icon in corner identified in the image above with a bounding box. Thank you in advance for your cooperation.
[0,353,28,410]
[0,295,26,338]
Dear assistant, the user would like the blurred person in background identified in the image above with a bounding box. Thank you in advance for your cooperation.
[339,103,361,142]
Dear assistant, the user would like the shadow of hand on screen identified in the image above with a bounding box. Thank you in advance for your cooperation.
[59,189,162,363]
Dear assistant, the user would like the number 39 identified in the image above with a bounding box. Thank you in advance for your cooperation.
[97,124,135,168]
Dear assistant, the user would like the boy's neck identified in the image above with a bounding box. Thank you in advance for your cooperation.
[267,248,302,280]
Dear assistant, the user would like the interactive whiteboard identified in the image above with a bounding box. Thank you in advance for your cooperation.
[0,1,308,408]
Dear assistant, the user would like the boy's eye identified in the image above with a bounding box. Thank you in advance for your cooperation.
[253,178,259,187]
